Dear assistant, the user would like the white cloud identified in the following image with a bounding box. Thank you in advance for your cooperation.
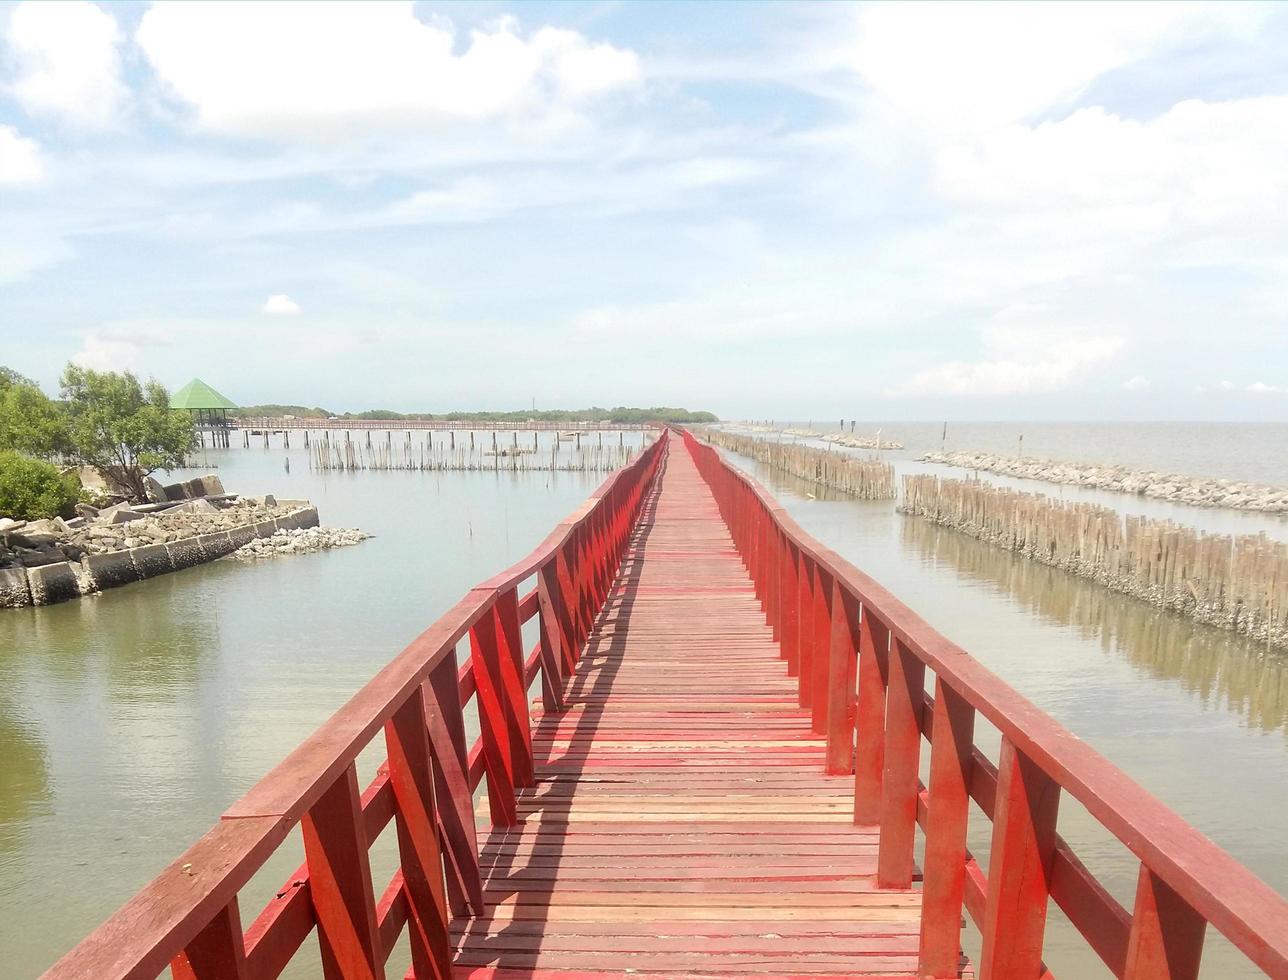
[850,2,1263,136]
[0,124,41,183]
[1247,381,1285,394]
[936,98,1288,230]
[893,326,1126,397]
[4,0,129,129]
[72,333,140,372]
[262,294,301,315]
[0,231,71,283]
[1123,375,1151,391]
[135,3,640,142]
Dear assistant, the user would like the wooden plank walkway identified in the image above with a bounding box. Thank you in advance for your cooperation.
[456,443,952,977]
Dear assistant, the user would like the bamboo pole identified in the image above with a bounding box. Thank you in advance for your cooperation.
[900,473,1288,649]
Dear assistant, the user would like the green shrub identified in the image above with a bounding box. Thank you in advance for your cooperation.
[0,451,80,520]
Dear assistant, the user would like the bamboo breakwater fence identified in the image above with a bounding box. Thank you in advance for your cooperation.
[902,473,1288,649]
[702,428,896,499]
[308,435,639,473]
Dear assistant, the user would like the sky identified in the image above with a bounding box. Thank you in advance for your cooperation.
[1,0,1287,420]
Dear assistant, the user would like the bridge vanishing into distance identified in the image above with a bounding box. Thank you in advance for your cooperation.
[45,430,1288,979]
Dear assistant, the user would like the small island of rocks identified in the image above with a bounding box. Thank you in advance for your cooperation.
[1,472,368,609]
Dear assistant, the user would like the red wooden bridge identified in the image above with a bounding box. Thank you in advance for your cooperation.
[45,430,1288,979]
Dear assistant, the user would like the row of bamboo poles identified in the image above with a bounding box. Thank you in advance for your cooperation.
[901,474,1288,648]
[900,517,1288,737]
[309,440,637,473]
[702,429,895,499]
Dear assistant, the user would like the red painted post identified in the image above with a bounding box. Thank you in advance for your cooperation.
[536,562,568,712]
[384,690,452,979]
[555,545,579,672]
[978,738,1062,980]
[575,525,593,646]
[767,525,781,642]
[170,900,249,980]
[1122,866,1206,980]
[810,562,833,734]
[877,637,926,889]
[424,649,483,916]
[495,587,534,788]
[824,580,859,775]
[854,607,890,824]
[469,607,518,827]
[918,679,976,977]
[780,540,800,670]
[796,551,814,708]
[302,765,385,980]
[752,504,762,612]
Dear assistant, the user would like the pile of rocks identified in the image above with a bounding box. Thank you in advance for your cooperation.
[821,433,904,450]
[234,526,370,560]
[0,472,365,608]
[920,451,1288,513]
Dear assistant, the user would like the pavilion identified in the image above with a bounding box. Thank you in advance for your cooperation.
[171,378,237,448]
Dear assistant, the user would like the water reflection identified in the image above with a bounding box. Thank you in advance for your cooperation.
[901,517,1288,740]
[0,713,50,856]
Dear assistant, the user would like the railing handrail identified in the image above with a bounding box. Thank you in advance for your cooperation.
[43,431,670,980]
[682,427,1288,978]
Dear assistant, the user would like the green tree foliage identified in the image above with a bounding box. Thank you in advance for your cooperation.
[231,403,333,419]
[231,400,717,423]
[59,365,194,502]
[0,374,69,459]
[0,451,80,520]
[0,366,38,391]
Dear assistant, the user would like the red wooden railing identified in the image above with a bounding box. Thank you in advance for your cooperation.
[682,429,1288,980]
[42,431,669,980]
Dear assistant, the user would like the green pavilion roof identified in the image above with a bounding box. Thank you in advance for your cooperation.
[171,378,237,411]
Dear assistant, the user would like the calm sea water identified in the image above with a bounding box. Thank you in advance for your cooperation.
[2,424,1286,977]
[771,420,1288,486]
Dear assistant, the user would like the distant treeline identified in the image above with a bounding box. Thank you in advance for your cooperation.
[232,405,719,423]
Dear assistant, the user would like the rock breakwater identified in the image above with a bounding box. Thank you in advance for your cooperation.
[1,484,367,608]
[920,450,1288,513]
[901,473,1288,649]
[820,433,904,450]
[234,526,370,559]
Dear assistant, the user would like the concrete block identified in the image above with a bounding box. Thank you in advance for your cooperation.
[166,536,204,570]
[0,566,32,608]
[253,519,279,539]
[100,503,144,524]
[83,551,140,590]
[275,507,319,531]
[197,532,234,560]
[169,498,219,515]
[194,473,225,496]
[26,562,81,605]
[130,543,174,579]
[162,480,193,501]
[144,476,167,503]
[227,524,257,548]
